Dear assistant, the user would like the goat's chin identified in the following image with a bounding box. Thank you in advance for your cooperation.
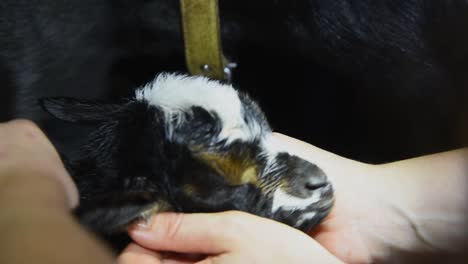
[272,203,334,233]
[271,191,335,232]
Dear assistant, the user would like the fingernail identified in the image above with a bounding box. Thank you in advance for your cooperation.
[133,216,153,230]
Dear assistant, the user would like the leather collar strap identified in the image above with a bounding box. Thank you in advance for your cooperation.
[180,0,229,81]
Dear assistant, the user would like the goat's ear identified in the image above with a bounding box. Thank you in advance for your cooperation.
[39,97,122,123]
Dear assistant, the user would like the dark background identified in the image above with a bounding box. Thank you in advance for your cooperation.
[1,0,468,164]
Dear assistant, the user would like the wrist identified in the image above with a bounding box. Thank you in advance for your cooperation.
[366,158,468,261]
[362,170,432,261]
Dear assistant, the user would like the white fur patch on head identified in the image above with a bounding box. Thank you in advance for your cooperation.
[271,188,322,213]
[135,73,261,143]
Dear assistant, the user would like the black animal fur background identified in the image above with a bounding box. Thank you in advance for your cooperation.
[1,0,468,163]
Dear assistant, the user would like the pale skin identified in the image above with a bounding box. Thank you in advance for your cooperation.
[0,120,467,264]
[0,120,113,264]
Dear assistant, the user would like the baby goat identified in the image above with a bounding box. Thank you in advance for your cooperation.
[41,74,334,248]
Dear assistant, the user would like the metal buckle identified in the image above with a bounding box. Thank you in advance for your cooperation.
[200,62,237,84]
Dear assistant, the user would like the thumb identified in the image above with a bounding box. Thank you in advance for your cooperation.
[128,212,243,254]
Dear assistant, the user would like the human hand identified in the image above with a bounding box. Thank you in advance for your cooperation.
[0,119,78,209]
[117,211,343,264]
[0,120,113,264]
[272,133,468,263]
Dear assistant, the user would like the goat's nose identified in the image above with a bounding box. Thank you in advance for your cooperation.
[296,165,328,197]
[278,154,329,198]
[304,173,328,191]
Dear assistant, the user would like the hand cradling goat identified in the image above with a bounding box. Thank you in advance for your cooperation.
[41,74,334,249]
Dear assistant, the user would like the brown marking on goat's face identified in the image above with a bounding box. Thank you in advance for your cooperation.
[240,167,258,185]
[196,152,260,186]
[278,179,292,193]
[258,177,287,196]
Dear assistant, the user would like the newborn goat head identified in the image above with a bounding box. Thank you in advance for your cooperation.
[41,74,334,246]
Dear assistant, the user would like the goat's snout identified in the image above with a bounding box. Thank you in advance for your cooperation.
[303,170,328,192]
[286,156,329,199]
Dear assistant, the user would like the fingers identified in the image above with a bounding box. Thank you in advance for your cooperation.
[128,210,312,253]
[126,212,264,263]
[117,243,203,264]
[128,211,270,255]
[117,243,163,264]
[127,211,344,263]
[128,212,241,254]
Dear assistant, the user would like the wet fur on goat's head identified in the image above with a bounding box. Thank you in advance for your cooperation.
[41,73,334,242]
